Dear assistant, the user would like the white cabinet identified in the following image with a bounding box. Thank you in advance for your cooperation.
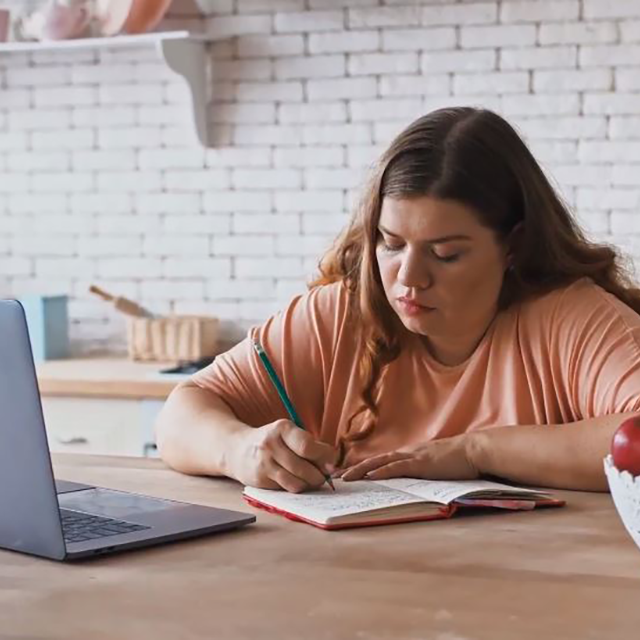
[41,396,165,457]
[35,357,184,458]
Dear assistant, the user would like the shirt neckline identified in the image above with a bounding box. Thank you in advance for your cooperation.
[417,313,501,374]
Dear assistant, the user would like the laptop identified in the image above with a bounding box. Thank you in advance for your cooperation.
[0,299,256,561]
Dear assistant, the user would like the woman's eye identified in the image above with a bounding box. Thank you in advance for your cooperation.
[380,239,403,252]
[434,253,460,263]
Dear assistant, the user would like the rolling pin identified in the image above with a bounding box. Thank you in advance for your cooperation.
[89,285,154,318]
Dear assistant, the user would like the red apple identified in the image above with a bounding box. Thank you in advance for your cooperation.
[611,416,640,476]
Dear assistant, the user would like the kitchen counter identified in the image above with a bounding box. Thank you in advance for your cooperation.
[35,356,187,400]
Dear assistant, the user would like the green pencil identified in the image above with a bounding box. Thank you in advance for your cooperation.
[252,340,336,491]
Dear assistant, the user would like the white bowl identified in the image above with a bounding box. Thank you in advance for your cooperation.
[604,455,640,550]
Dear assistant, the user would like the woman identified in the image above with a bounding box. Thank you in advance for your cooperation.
[156,107,640,493]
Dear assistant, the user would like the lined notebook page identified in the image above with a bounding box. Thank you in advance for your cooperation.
[244,480,424,521]
[374,478,547,504]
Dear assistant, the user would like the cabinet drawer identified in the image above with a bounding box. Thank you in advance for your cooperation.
[41,397,143,457]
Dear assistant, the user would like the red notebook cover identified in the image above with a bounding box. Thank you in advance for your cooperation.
[243,495,565,531]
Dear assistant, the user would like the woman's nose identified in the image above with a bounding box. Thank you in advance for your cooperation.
[397,253,432,289]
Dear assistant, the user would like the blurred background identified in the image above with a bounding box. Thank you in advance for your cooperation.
[1,0,638,353]
[1,0,639,456]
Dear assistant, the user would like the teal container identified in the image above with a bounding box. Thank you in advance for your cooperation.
[19,295,69,362]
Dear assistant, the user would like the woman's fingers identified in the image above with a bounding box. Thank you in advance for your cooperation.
[268,460,311,493]
[333,437,480,484]
[365,460,414,480]
[271,435,327,489]
[279,424,339,474]
[241,419,339,492]
[340,452,407,481]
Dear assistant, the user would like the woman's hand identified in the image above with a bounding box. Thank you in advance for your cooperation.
[339,434,480,482]
[229,419,339,493]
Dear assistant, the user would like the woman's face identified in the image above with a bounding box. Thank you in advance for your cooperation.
[376,196,510,366]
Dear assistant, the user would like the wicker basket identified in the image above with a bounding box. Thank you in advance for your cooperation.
[126,315,219,362]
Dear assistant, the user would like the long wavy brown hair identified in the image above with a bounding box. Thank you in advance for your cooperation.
[311,106,640,451]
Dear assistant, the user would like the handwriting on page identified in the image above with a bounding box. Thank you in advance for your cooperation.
[245,480,423,519]
[373,478,544,504]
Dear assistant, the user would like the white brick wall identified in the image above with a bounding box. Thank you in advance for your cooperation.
[0,0,639,353]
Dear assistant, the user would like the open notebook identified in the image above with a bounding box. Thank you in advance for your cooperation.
[243,478,564,530]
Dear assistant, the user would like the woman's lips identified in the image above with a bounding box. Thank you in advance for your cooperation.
[397,298,435,315]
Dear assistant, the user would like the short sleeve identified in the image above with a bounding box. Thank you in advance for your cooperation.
[190,282,352,438]
[551,279,640,418]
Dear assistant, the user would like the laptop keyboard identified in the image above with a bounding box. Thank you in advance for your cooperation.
[60,508,150,544]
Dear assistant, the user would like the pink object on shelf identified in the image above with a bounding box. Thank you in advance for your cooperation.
[96,0,134,36]
[40,1,92,41]
[121,0,173,34]
[0,8,9,43]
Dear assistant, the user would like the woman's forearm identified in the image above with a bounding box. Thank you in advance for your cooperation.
[154,382,250,478]
[468,412,638,491]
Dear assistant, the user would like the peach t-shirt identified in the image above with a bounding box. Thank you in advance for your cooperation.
[192,277,640,466]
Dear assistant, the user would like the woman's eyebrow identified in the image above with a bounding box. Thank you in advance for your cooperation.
[378,225,472,245]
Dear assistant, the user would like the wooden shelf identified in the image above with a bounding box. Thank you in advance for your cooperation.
[0,31,212,147]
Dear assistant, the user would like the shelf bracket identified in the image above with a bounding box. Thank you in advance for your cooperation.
[156,37,209,147]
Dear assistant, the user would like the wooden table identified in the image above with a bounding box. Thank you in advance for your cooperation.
[2,454,640,640]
